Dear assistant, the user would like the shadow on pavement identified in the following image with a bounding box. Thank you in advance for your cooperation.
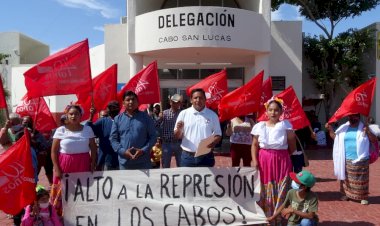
[315,191,341,201]
[315,177,336,183]
[320,221,375,226]
[305,148,332,161]
[368,195,380,204]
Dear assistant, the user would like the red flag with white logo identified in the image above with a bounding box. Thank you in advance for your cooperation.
[0,129,36,215]
[15,94,57,133]
[218,71,264,122]
[186,69,228,110]
[258,86,310,130]
[117,61,160,104]
[0,74,7,108]
[24,39,92,98]
[258,76,273,118]
[328,77,376,123]
[76,64,117,121]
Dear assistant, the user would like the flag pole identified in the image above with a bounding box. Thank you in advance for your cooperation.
[0,73,9,120]
[32,98,41,133]
[4,105,9,121]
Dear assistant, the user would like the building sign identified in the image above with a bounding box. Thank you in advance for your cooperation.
[134,7,270,53]
[62,167,267,226]
[158,12,235,28]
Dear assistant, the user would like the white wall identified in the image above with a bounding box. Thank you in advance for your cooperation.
[105,23,129,83]
[90,44,105,77]
[270,21,303,99]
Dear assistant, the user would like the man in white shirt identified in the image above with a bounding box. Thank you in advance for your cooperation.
[174,88,222,167]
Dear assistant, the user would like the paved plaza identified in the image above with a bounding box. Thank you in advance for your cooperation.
[1,147,379,225]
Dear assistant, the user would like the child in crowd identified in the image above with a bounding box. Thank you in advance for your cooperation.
[151,137,162,168]
[21,185,62,226]
[267,170,319,226]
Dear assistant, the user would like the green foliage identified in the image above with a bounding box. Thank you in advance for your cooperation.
[272,0,379,119]
[0,53,10,61]
[272,0,380,38]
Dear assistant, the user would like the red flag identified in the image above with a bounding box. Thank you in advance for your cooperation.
[328,77,376,123]
[117,61,160,104]
[258,86,310,130]
[24,39,92,98]
[186,69,228,110]
[0,129,36,215]
[258,76,273,118]
[15,94,57,133]
[0,74,7,108]
[76,64,118,121]
[218,71,264,121]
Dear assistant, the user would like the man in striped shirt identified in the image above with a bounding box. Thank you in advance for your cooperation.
[161,94,183,168]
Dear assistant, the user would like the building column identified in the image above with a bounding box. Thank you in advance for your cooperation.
[129,54,143,79]
[255,54,270,78]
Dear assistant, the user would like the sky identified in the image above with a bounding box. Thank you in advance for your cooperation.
[1,1,380,54]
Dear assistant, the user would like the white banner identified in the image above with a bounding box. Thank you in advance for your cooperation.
[62,167,266,226]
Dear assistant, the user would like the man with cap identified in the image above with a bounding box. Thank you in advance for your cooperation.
[160,94,183,168]
[86,100,120,170]
[268,170,319,226]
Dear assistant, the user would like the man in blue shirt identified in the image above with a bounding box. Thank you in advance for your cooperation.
[87,100,120,171]
[110,91,157,169]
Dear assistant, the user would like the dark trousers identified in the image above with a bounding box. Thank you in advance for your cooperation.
[180,151,215,167]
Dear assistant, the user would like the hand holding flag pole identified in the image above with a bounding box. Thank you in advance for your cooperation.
[0,74,9,120]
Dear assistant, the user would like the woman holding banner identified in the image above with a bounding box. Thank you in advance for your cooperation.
[50,104,97,216]
[251,97,296,225]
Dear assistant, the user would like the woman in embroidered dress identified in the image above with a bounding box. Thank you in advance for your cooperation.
[50,105,97,216]
[251,98,296,225]
[326,113,377,205]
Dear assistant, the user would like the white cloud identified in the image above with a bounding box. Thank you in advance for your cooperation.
[93,26,104,32]
[55,0,120,19]
[271,4,305,21]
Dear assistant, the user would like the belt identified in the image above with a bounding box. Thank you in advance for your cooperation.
[182,150,196,156]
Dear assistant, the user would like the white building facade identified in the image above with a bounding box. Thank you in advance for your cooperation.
[4,0,305,121]
[105,0,303,107]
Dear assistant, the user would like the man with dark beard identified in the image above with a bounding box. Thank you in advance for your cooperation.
[87,100,121,170]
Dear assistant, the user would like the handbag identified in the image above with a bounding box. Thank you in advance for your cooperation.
[369,141,379,164]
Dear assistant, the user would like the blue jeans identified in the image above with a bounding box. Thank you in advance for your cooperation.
[289,218,317,226]
[162,142,182,168]
[180,151,215,167]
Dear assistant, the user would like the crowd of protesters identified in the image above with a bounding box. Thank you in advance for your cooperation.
[1,88,380,226]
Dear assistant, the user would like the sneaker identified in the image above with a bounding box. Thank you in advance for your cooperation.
[361,200,369,205]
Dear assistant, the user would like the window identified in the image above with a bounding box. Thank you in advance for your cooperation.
[271,76,286,91]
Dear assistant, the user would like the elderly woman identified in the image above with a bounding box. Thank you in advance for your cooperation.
[251,98,296,225]
[50,104,97,216]
[326,113,377,205]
